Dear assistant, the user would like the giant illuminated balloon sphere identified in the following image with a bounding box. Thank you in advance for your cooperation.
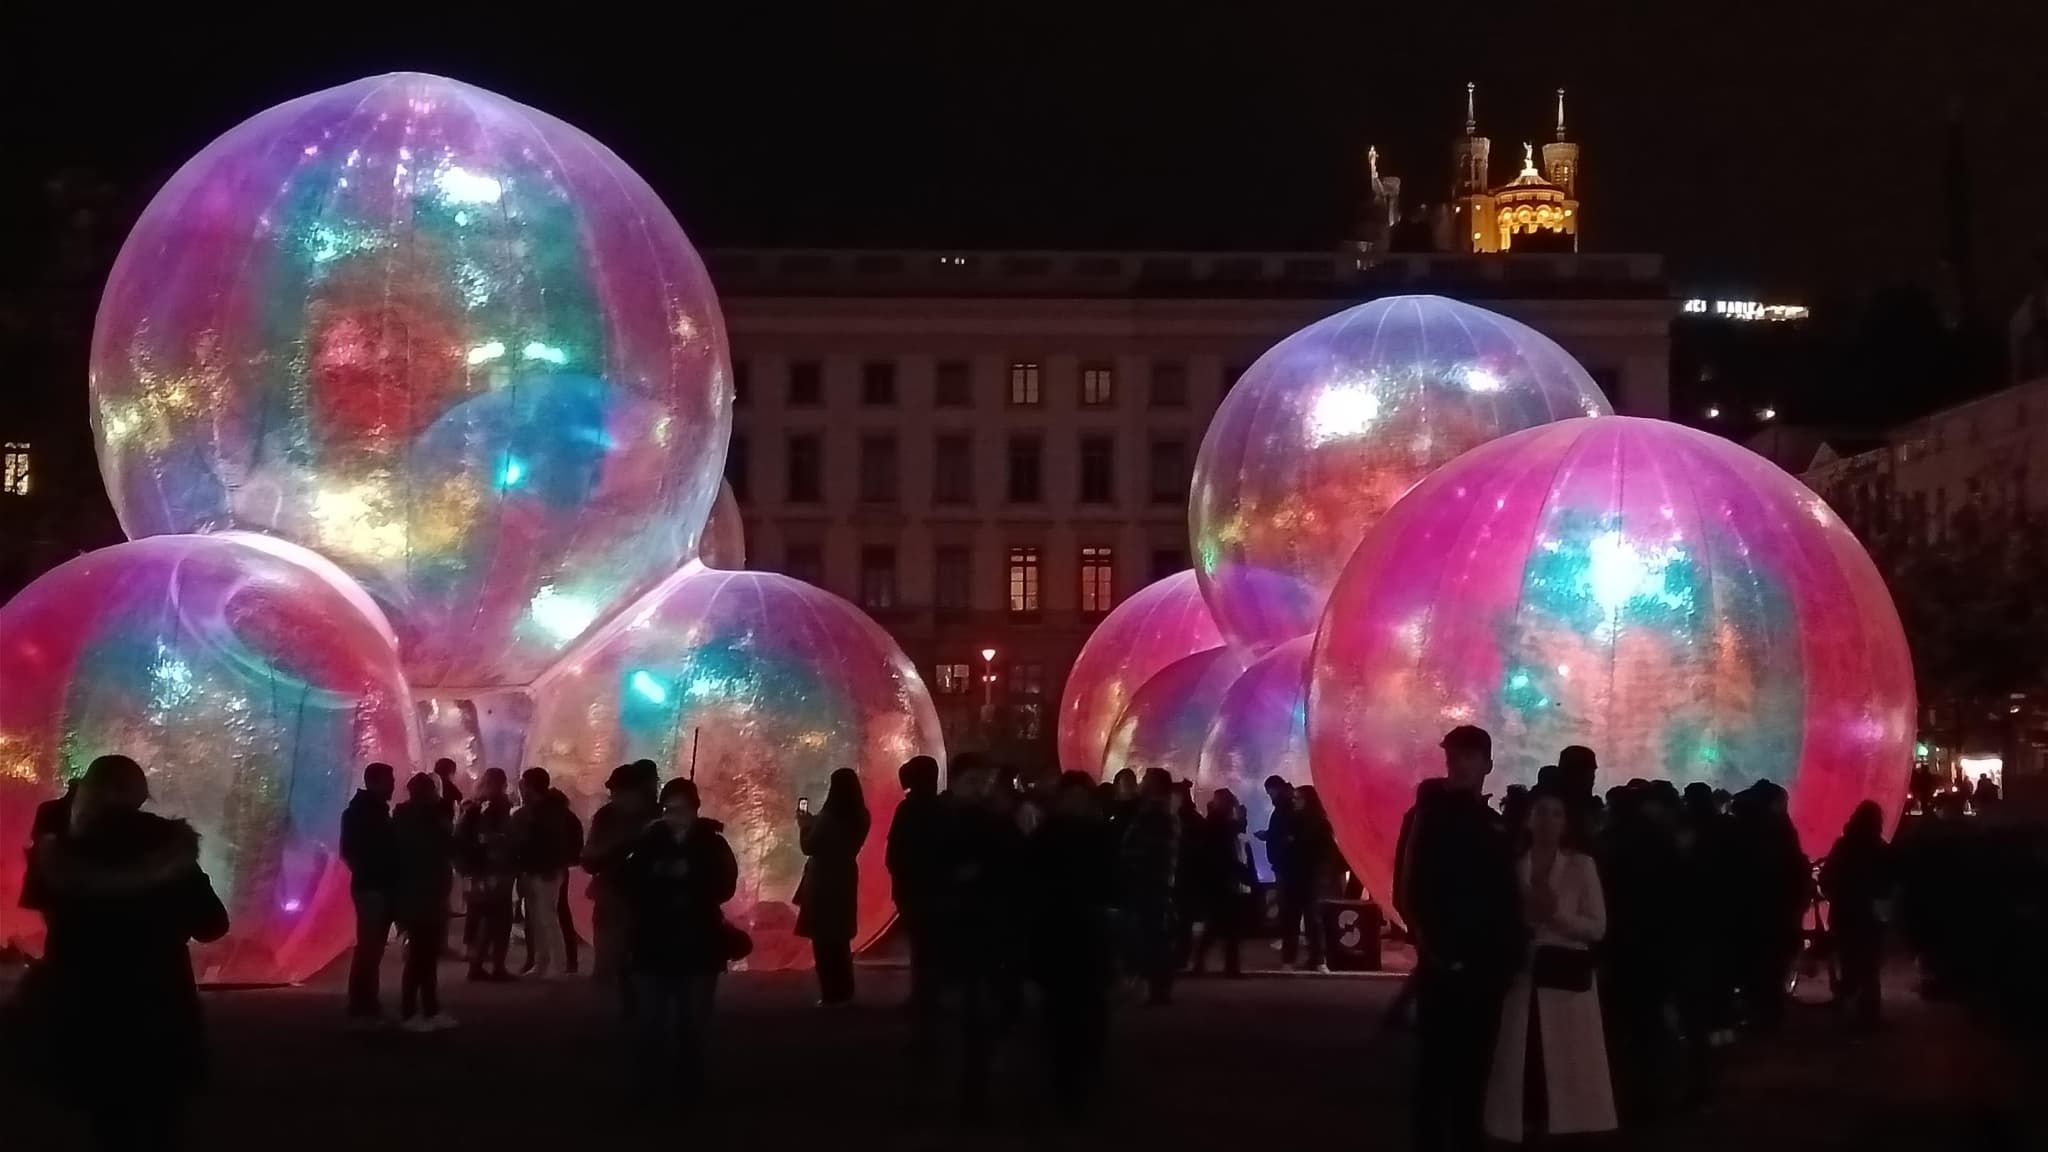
[527,564,942,969]
[1192,294,1610,652]
[1309,416,1915,910]
[1197,636,1314,881]
[700,479,746,570]
[89,72,731,690]
[1102,646,1247,782]
[0,533,419,984]
[1056,571,1226,776]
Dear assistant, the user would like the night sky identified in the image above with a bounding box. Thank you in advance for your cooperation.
[4,4,2044,305]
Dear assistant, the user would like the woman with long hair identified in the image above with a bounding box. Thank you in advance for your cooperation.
[796,767,872,1004]
[1484,787,1618,1145]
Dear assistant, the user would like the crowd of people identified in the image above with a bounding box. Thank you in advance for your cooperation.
[12,732,1927,1149]
[1398,728,1906,1150]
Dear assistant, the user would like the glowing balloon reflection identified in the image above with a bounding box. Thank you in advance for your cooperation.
[0,534,419,984]
[527,564,943,969]
[1057,571,1225,777]
[1192,294,1610,653]
[90,72,731,689]
[1308,417,1915,913]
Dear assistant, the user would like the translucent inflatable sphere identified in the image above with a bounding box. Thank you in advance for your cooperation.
[1056,571,1226,776]
[700,479,746,569]
[90,72,731,690]
[0,534,419,984]
[1102,647,1247,783]
[1196,636,1314,881]
[527,565,943,969]
[1192,294,1609,652]
[1308,417,1915,911]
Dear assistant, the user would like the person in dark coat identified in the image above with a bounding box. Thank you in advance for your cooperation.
[886,754,947,1038]
[509,768,573,979]
[1820,800,1893,1027]
[1118,768,1180,1005]
[1170,781,1207,971]
[1189,788,1254,978]
[17,778,76,915]
[1290,785,1339,971]
[456,768,517,981]
[431,758,463,825]
[551,789,586,975]
[1729,781,1808,1032]
[1396,726,1519,1152]
[339,762,398,1022]
[1259,775,1302,958]
[14,754,229,1151]
[797,766,872,1005]
[392,772,457,1031]
[617,778,738,1105]
[1026,770,1119,1117]
[583,761,660,990]
[939,753,1024,1120]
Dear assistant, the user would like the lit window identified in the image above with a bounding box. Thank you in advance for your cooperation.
[935,663,972,694]
[2,442,29,496]
[1081,363,1115,407]
[1080,546,1115,614]
[1009,361,1042,407]
[1007,545,1041,614]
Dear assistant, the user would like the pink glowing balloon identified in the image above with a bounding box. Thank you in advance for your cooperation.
[527,564,943,969]
[1197,636,1314,881]
[1057,571,1226,776]
[90,72,731,690]
[700,479,746,569]
[0,534,419,984]
[1192,294,1610,653]
[1102,646,1248,782]
[1309,416,1915,912]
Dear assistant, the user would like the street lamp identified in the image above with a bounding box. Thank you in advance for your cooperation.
[980,647,997,709]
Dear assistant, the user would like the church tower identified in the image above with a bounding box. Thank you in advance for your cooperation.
[1540,87,1582,247]
[1449,82,1497,252]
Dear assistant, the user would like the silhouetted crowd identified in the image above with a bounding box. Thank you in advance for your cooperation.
[24,737,2029,1151]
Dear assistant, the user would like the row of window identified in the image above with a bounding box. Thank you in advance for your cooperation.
[727,432,1191,507]
[777,543,1188,615]
[734,358,1217,411]
[932,660,1046,696]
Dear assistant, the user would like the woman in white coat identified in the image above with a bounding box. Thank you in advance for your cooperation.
[1483,789,1618,1145]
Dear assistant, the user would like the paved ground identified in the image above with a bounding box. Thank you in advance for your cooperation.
[0,953,2027,1151]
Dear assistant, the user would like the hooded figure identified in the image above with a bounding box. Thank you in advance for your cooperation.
[11,755,230,1149]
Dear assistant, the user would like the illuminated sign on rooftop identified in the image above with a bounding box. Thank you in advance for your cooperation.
[1682,298,1810,322]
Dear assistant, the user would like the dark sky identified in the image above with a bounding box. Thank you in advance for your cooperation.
[6,3,2045,306]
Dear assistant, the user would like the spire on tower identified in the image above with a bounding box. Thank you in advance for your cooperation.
[1368,144,1380,182]
[1465,81,1477,136]
[1556,87,1567,141]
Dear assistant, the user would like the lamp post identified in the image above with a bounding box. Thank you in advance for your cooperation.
[980,647,997,710]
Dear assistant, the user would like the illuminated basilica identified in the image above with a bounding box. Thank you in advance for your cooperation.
[1362,84,1582,255]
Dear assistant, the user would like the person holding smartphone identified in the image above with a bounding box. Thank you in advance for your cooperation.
[795,768,871,1005]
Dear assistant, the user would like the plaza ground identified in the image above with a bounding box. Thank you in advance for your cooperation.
[0,953,2028,1151]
